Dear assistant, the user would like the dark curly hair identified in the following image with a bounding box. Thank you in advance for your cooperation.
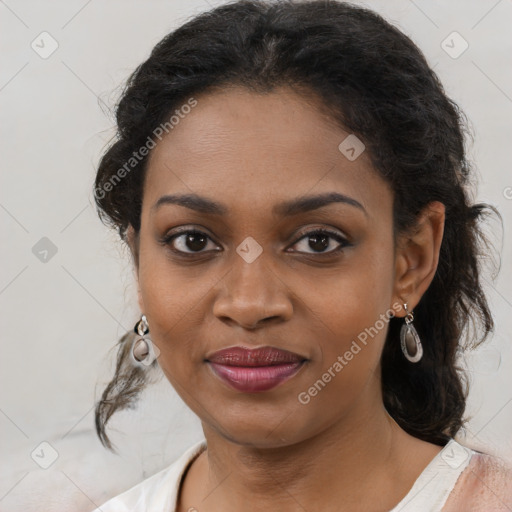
[93,0,501,452]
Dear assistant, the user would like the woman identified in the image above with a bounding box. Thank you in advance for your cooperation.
[91,1,512,510]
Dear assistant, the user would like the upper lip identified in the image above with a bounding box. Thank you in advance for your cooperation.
[206,346,307,366]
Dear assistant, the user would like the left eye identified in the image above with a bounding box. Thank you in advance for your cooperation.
[289,229,349,255]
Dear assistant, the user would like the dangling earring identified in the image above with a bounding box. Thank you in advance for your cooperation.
[400,303,423,363]
[131,314,159,366]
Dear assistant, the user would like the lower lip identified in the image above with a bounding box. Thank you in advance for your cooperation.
[208,361,305,392]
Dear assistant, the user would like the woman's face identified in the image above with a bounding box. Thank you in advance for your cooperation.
[135,85,402,448]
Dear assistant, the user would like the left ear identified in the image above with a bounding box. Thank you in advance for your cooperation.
[391,201,445,316]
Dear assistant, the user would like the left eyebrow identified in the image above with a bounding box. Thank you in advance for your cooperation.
[273,192,367,217]
[151,191,367,217]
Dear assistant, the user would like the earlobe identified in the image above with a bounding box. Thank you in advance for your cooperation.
[391,201,445,316]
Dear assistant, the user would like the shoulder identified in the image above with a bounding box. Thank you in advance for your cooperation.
[90,440,207,512]
[444,449,512,511]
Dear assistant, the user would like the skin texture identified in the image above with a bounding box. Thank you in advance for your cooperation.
[127,86,446,511]
[443,452,512,511]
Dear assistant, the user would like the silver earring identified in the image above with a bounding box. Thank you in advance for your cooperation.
[131,314,158,366]
[400,303,423,363]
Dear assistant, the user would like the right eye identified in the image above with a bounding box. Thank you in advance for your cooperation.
[161,229,221,255]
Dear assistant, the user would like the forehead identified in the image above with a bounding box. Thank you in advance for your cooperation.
[143,86,391,220]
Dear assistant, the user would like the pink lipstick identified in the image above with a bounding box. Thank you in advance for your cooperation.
[206,346,306,393]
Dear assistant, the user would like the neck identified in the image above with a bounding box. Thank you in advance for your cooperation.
[191,394,425,511]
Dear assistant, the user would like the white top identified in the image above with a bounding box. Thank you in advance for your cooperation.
[91,439,477,512]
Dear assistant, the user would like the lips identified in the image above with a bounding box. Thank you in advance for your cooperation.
[207,346,305,366]
[206,346,307,393]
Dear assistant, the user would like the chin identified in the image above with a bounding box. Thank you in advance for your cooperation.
[203,407,314,450]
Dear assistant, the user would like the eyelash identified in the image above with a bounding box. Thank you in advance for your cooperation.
[160,227,351,257]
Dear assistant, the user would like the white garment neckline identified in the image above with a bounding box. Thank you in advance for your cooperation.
[388,438,474,511]
[175,439,473,512]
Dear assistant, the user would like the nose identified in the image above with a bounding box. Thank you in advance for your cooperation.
[212,256,293,330]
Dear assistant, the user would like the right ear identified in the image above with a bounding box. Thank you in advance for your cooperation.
[125,225,143,312]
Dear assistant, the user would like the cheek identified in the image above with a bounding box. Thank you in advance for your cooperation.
[294,296,394,426]
[303,239,395,378]
[310,234,394,327]
[136,243,209,363]
[307,283,390,384]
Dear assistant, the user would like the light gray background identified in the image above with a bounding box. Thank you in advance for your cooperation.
[1,1,511,511]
